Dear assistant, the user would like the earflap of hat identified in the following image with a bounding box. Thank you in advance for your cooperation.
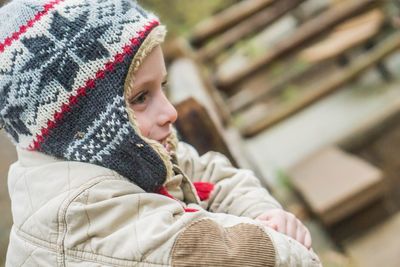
[123,25,175,182]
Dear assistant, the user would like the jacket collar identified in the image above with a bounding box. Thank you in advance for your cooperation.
[16,146,60,167]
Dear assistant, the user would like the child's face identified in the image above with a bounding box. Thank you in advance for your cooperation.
[127,45,177,145]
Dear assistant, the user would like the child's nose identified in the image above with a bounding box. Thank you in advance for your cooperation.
[158,93,178,126]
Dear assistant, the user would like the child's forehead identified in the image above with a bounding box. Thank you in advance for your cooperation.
[133,73,167,88]
[130,46,167,85]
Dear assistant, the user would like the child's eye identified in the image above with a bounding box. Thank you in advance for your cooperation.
[130,91,149,105]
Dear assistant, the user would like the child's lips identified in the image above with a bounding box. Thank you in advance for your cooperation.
[158,133,171,143]
[159,133,171,151]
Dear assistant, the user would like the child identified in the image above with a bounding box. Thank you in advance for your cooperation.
[0,0,321,266]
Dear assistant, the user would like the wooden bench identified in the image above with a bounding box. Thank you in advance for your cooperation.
[168,0,398,138]
[236,31,400,137]
[288,146,386,227]
[287,101,400,242]
[214,0,381,90]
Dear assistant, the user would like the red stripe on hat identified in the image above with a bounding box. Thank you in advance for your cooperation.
[28,20,159,150]
[0,0,63,53]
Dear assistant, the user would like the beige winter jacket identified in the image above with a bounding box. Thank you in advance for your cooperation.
[6,142,321,266]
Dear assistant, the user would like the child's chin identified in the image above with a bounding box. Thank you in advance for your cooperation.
[160,140,171,153]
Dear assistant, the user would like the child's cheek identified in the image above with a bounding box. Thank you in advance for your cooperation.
[139,126,150,138]
[134,113,150,138]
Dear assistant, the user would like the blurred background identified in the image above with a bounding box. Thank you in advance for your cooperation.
[1,0,400,266]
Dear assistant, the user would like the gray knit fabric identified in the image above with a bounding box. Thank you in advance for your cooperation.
[0,0,167,192]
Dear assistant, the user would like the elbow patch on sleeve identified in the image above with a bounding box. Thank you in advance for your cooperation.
[171,219,276,267]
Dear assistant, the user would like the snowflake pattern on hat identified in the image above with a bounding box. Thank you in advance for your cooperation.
[21,11,110,91]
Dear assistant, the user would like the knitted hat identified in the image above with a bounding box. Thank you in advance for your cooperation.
[0,0,173,192]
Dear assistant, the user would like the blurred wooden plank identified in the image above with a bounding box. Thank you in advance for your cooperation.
[288,146,385,226]
[228,8,384,113]
[168,56,231,126]
[299,9,385,63]
[344,212,400,267]
[190,0,275,47]
[197,0,305,62]
[239,31,400,137]
[337,101,400,152]
[164,35,232,125]
[174,97,274,190]
[338,105,400,212]
[175,97,237,166]
[216,0,378,90]
[228,60,314,113]
[168,57,239,165]
[327,197,390,243]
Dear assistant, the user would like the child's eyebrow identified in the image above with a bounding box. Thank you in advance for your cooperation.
[132,74,168,94]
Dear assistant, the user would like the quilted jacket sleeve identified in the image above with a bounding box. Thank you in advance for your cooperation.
[176,142,282,219]
[62,175,321,266]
